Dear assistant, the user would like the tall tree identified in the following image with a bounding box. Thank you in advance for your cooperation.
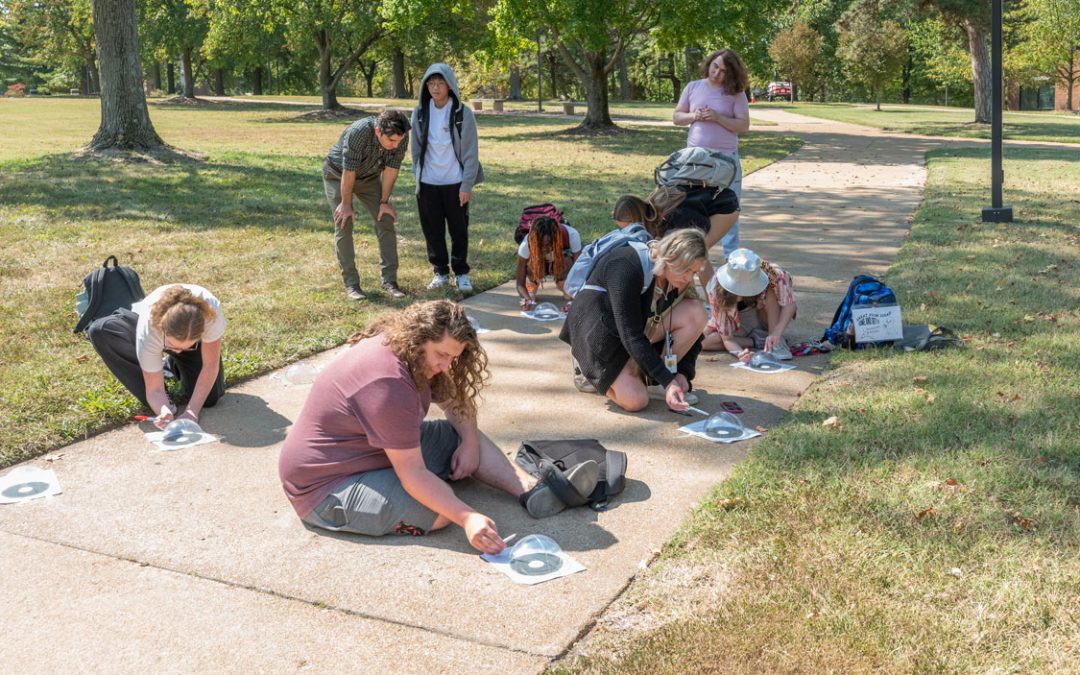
[1014,0,1080,111]
[768,20,823,102]
[920,0,993,122]
[838,0,908,110]
[272,0,383,109]
[492,0,668,130]
[140,0,209,98]
[7,0,99,93]
[90,0,165,150]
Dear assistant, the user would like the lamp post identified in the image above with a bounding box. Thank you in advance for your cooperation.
[982,0,1013,222]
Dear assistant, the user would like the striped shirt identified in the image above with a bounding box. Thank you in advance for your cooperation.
[325,116,408,180]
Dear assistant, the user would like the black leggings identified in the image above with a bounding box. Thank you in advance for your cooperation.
[87,308,224,410]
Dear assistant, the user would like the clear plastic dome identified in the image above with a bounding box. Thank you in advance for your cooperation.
[532,302,562,319]
[704,411,744,439]
[162,418,205,442]
[283,360,320,385]
[750,351,782,369]
[509,534,564,575]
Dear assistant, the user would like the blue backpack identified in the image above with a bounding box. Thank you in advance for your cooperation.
[823,274,897,349]
[564,223,653,298]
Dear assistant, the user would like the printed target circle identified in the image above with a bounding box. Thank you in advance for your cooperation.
[704,426,743,440]
[2,481,50,499]
[161,432,206,447]
[509,552,564,576]
[751,361,783,371]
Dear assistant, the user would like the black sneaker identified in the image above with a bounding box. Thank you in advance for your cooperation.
[380,281,406,298]
[519,460,600,518]
[345,285,366,301]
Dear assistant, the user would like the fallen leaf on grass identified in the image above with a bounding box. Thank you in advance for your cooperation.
[917,507,937,520]
[913,374,928,383]
[822,416,841,428]
[1010,512,1035,530]
[717,497,743,510]
[914,387,926,395]
[75,354,89,363]
[1007,341,1016,349]
[952,519,964,532]
[950,567,963,577]
[926,393,937,403]
[929,291,940,301]
[944,478,959,487]
[755,425,768,433]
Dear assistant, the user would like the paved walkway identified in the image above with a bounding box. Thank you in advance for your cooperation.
[1,109,940,672]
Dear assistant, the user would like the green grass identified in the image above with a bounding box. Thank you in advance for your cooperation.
[0,97,801,467]
[555,147,1080,672]
[757,101,1080,143]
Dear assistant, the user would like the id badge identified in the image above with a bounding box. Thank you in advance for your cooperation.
[664,352,678,374]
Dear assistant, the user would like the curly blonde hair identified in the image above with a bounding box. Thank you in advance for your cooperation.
[349,300,488,419]
[149,286,215,341]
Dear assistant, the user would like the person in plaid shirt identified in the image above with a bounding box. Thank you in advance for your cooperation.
[322,109,410,300]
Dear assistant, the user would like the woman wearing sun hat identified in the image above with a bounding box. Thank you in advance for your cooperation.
[702,248,797,361]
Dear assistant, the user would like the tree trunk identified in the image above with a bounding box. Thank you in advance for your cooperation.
[150,61,161,91]
[819,82,825,102]
[792,81,799,103]
[84,54,101,94]
[580,51,614,130]
[392,48,407,98]
[89,0,164,151]
[359,60,377,97]
[315,30,341,109]
[181,46,195,98]
[876,86,881,111]
[902,50,912,104]
[252,67,263,95]
[618,50,629,101]
[965,19,991,124]
[166,62,175,94]
[547,51,558,98]
[509,66,522,100]
[214,68,225,96]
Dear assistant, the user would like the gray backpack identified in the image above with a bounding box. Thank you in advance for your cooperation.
[564,223,653,298]
[654,146,737,191]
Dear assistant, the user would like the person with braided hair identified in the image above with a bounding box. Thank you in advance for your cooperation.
[515,216,582,310]
[88,284,226,428]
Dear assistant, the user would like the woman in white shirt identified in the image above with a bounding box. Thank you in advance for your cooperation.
[88,284,226,428]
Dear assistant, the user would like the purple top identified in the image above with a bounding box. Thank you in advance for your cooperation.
[278,337,432,517]
[676,79,749,153]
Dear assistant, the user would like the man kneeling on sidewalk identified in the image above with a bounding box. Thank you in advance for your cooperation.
[278,300,598,554]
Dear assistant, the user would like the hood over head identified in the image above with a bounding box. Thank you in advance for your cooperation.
[420,63,461,109]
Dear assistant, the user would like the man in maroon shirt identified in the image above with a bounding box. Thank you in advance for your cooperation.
[279,300,598,554]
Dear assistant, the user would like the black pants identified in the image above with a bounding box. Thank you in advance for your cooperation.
[416,182,469,276]
[87,308,225,410]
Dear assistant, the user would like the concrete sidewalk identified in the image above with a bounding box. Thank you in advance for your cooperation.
[0,110,938,673]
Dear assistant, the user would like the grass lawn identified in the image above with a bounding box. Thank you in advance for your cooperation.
[757,101,1080,144]
[0,97,801,467]
[556,147,1080,672]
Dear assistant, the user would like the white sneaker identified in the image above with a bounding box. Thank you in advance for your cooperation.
[455,274,473,293]
[646,384,699,406]
[427,273,450,289]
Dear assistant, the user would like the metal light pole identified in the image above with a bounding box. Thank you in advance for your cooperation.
[982,0,1013,222]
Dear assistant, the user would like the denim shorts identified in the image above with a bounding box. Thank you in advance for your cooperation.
[302,420,459,537]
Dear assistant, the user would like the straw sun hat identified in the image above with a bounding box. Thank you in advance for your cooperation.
[715,248,768,297]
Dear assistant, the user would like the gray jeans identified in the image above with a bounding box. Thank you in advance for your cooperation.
[302,420,460,537]
[323,170,398,287]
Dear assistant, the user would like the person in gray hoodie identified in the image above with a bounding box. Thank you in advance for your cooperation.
[410,63,483,293]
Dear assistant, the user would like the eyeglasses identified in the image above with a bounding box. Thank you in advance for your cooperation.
[164,339,200,353]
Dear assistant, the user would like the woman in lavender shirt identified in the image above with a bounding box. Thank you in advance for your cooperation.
[672,48,751,257]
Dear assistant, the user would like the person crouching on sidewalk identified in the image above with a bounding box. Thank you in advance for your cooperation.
[703,248,797,361]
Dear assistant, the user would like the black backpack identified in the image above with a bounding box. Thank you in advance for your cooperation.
[515,439,627,511]
[73,255,146,333]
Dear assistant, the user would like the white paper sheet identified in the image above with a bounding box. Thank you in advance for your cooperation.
[729,360,796,374]
[481,549,586,585]
[144,430,221,451]
[0,466,62,504]
[677,419,762,444]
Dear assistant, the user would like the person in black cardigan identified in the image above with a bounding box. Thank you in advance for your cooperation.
[560,229,709,412]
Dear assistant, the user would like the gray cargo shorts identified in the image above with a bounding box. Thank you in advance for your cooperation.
[302,420,459,537]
